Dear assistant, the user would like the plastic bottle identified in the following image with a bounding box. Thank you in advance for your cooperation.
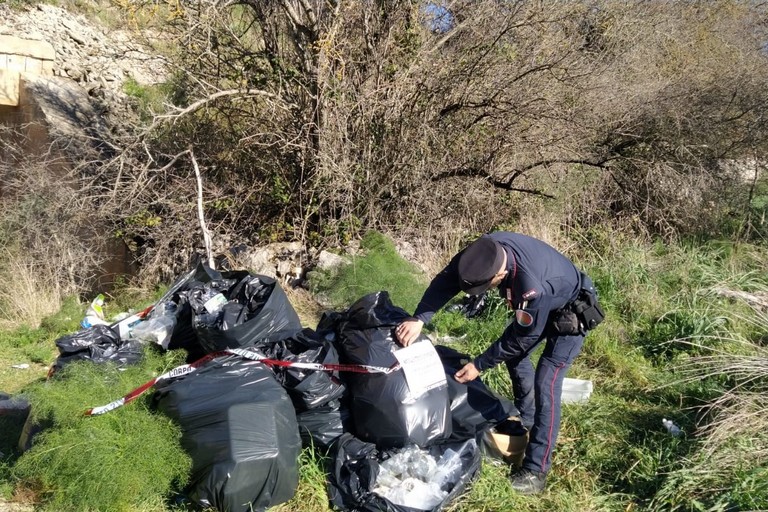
[114,312,145,340]
[81,294,109,328]
[662,418,682,437]
[86,294,106,318]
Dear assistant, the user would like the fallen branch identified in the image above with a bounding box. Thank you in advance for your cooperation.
[189,148,214,269]
[711,287,768,309]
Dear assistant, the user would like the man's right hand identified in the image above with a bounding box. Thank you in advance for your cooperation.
[395,318,424,346]
[454,362,480,383]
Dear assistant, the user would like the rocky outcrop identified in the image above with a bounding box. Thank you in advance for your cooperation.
[0,3,165,126]
[0,2,170,160]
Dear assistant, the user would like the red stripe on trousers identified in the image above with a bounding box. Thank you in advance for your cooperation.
[541,364,564,471]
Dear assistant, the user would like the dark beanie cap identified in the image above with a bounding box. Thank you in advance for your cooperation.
[457,235,505,295]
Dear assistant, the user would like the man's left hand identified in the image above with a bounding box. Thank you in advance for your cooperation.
[454,362,480,383]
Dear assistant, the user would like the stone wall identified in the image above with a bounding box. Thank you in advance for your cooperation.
[0,34,69,179]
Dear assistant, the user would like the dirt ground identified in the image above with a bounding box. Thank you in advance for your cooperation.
[0,499,32,512]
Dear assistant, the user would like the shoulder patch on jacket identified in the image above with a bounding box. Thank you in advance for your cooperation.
[522,289,538,300]
[516,309,534,327]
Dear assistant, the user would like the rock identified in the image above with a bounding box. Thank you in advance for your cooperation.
[242,247,275,277]
[68,30,86,45]
[316,250,349,271]
[20,73,110,141]
[237,242,304,279]
[395,240,417,263]
[276,259,293,278]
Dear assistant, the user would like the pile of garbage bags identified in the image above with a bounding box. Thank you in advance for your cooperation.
[38,263,521,512]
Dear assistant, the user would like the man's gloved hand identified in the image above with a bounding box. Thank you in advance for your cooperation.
[395,318,424,346]
[454,362,480,383]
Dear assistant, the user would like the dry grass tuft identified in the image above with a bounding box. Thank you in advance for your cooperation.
[284,285,325,329]
[0,248,63,330]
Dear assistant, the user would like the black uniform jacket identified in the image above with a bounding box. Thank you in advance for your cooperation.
[413,232,582,371]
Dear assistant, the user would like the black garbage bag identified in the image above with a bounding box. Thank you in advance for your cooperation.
[259,329,346,411]
[445,292,489,319]
[295,398,352,450]
[328,433,481,512]
[52,324,143,373]
[0,393,31,456]
[161,263,221,360]
[153,354,301,512]
[333,292,450,448]
[165,296,206,362]
[162,262,303,359]
[434,345,517,441]
[193,271,302,353]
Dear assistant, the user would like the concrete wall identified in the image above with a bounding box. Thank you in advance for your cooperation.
[0,35,137,292]
[0,36,58,164]
[0,35,55,106]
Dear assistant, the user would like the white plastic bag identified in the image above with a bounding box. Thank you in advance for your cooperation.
[131,313,176,349]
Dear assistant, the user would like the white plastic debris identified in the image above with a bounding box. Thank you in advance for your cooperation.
[132,316,175,349]
[81,294,108,328]
[662,418,682,437]
[384,477,446,510]
[372,445,467,510]
[130,302,177,349]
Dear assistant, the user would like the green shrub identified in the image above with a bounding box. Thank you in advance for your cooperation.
[12,349,190,511]
[123,77,176,123]
[308,231,428,313]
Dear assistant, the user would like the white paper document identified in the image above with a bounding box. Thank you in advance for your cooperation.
[394,341,447,399]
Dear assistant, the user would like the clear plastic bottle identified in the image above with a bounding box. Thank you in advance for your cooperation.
[662,418,682,437]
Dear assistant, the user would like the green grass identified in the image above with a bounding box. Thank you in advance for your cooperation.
[272,448,331,512]
[308,231,430,314]
[11,349,190,512]
[1,232,768,511]
[123,78,174,123]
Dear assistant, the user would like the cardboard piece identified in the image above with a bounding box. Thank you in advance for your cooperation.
[482,417,528,467]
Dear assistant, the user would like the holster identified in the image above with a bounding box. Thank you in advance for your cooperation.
[551,274,605,336]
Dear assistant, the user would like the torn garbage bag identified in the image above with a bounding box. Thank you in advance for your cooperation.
[190,269,302,353]
[153,354,301,512]
[334,292,450,448]
[328,433,481,512]
[52,324,143,373]
[434,345,517,442]
[158,263,303,360]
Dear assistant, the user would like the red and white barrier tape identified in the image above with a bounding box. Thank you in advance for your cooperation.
[85,347,399,416]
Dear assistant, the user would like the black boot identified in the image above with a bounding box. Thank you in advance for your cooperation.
[509,468,547,495]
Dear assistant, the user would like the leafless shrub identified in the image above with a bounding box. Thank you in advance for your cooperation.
[87,0,768,280]
[0,121,111,324]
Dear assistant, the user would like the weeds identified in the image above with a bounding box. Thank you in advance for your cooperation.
[308,231,429,314]
[0,247,64,331]
[1,233,767,511]
[272,448,330,512]
[12,349,190,512]
[123,78,174,123]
